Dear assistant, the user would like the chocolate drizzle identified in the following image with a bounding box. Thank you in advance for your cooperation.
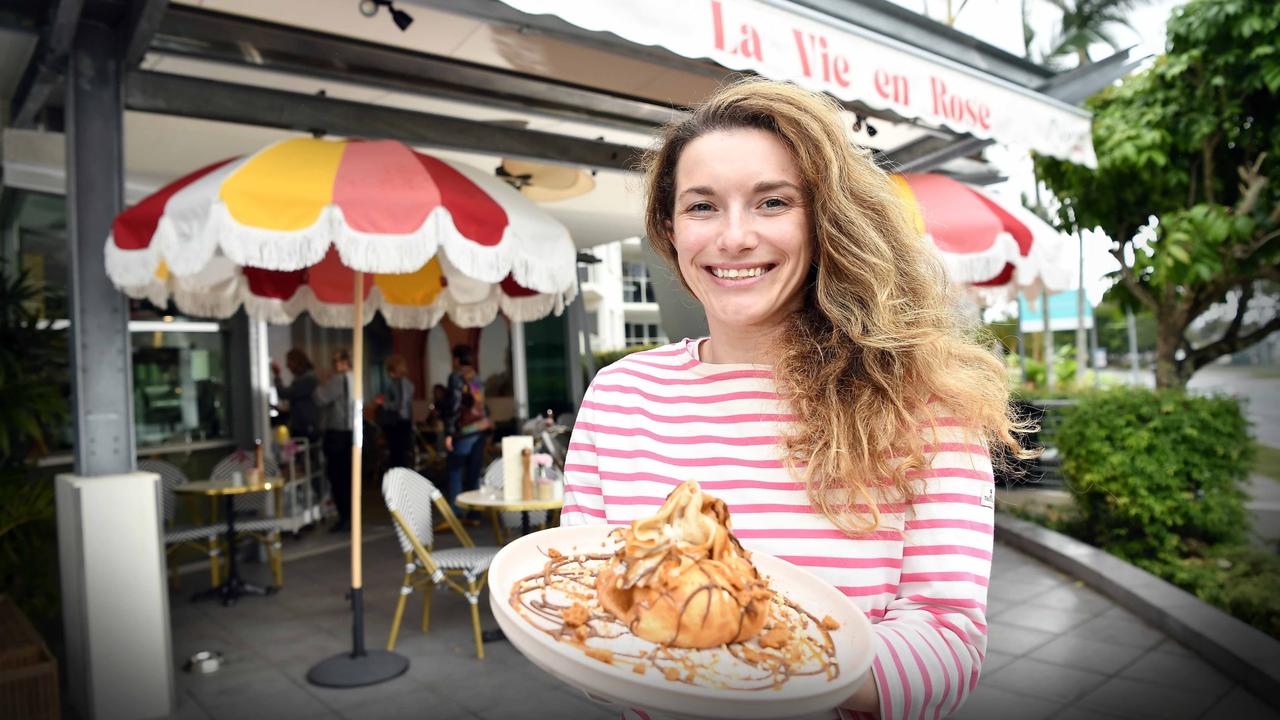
[509,546,840,691]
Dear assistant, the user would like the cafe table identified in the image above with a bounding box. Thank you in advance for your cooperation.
[176,478,283,606]
[454,489,563,538]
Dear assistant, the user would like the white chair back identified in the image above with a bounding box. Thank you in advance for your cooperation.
[211,449,282,514]
[382,467,443,555]
[139,458,190,523]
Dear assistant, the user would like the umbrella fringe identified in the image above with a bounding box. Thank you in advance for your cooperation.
[104,238,162,287]
[332,208,443,274]
[211,202,332,272]
[933,231,1022,284]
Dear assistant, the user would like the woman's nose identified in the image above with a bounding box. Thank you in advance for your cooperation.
[715,211,759,253]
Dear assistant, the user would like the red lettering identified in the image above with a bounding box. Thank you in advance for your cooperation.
[930,77,989,129]
[740,24,763,61]
[931,77,948,116]
[712,0,726,51]
[794,30,851,86]
[875,69,891,98]
[793,29,813,77]
[876,69,909,105]
[832,55,850,88]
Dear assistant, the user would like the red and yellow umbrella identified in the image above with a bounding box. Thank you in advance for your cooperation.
[105,137,576,327]
[103,136,580,683]
[892,173,1072,303]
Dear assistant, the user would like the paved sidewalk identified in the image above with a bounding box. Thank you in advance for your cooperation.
[960,544,1276,720]
[167,533,1276,720]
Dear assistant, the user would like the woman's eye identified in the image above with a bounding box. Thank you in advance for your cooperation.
[761,197,790,210]
[688,202,715,213]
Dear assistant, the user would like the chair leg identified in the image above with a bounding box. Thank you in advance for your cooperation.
[388,578,412,651]
[421,583,433,634]
[468,580,484,660]
[270,533,284,588]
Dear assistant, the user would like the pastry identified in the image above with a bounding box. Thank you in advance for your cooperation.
[595,480,772,648]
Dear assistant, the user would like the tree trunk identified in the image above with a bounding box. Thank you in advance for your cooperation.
[1153,315,1191,390]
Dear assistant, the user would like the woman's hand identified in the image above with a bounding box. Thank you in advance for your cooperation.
[444,435,454,453]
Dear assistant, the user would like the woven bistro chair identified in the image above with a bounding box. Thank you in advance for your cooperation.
[382,467,499,659]
[140,459,222,590]
[209,450,286,587]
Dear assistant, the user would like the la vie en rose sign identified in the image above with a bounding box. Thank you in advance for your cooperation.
[497,0,1096,167]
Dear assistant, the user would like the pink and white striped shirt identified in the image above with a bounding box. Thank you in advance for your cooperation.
[561,338,994,720]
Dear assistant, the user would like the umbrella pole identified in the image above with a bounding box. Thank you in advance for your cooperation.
[307,270,409,688]
[351,269,366,654]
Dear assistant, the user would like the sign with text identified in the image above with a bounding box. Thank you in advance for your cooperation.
[499,0,1096,167]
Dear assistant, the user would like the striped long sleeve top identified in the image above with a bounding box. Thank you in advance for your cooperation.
[560,339,995,720]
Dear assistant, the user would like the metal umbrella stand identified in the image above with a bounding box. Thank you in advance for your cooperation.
[307,271,407,687]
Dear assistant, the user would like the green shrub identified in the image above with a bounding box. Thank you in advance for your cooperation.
[1141,544,1280,639]
[590,344,659,371]
[1056,388,1252,563]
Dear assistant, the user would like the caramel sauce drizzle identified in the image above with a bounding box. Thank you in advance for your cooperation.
[509,548,840,691]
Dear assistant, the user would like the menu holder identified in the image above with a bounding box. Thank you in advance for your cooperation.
[502,435,534,502]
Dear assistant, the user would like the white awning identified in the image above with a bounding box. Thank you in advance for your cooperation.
[497,0,1096,167]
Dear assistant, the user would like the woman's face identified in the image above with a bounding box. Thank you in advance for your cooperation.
[670,128,813,337]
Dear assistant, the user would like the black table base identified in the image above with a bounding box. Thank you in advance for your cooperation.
[192,493,278,606]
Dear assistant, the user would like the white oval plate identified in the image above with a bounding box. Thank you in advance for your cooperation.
[488,525,874,720]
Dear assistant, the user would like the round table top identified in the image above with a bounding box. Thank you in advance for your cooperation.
[175,478,283,496]
[455,489,563,512]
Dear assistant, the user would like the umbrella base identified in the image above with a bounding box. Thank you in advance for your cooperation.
[306,650,409,688]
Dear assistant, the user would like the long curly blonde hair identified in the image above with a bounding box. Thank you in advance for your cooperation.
[642,78,1029,535]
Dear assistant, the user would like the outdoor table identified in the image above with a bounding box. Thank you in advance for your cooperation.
[454,489,563,538]
[176,478,283,606]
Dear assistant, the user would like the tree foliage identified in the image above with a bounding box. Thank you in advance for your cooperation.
[1036,0,1280,388]
[0,262,67,634]
[1044,0,1147,67]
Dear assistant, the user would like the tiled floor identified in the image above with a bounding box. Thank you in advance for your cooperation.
[167,530,1277,720]
[952,544,1277,720]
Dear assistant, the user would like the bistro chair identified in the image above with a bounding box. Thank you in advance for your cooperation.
[382,467,499,659]
[140,459,222,590]
[209,450,286,588]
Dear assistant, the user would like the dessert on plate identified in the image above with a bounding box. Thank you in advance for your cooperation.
[595,480,772,648]
[507,481,842,691]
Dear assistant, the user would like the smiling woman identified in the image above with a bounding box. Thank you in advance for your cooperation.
[561,78,1032,720]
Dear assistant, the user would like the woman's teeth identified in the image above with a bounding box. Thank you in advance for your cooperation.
[711,266,767,279]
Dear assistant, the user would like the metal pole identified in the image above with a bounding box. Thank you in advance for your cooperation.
[1016,293,1027,384]
[1090,314,1101,388]
[1126,306,1140,386]
[66,18,135,476]
[511,320,529,424]
[565,293,585,409]
[1075,228,1088,385]
[1042,288,1055,391]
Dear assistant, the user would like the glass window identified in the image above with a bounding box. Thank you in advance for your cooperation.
[624,322,667,347]
[621,261,654,303]
[2,188,235,452]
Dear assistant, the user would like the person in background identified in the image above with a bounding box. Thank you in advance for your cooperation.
[315,348,354,533]
[271,349,320,443]
[421,383,448,452]
[379,353,415,470]
[443,344,492,516]
[561,78,1031,720]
